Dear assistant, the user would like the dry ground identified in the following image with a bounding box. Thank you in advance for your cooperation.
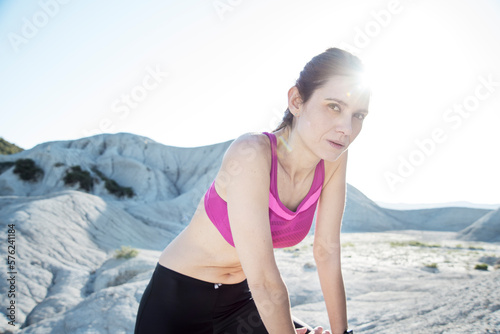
[277,231,500,334]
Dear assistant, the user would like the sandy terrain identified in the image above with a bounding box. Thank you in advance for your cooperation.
[278,231,500,334]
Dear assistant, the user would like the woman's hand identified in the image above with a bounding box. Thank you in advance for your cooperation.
[296,326,331,334]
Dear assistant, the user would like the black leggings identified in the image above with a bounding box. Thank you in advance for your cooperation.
[134,262,311,334]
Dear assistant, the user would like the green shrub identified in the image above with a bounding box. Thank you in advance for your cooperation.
[390,241,406,247]
[409,241,440,248]
[474,263,488,271]
[104,178,134,198]
[114,246,139,259]
[63,166,135,198]
[91,167,106,180]
[91,167,135,198]
[13,159,44,182]
[424,263,438,269]
[63,166,94,192]
[390,241,440,248]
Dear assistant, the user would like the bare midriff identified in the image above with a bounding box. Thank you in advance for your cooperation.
[158,195,246,285]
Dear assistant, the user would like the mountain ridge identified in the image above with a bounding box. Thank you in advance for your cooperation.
[0,132,493,234]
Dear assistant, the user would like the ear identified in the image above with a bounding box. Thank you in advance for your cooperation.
[287,86,303,116]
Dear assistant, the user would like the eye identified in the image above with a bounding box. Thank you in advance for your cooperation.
[354,113,367,121]
[328,103,341,111]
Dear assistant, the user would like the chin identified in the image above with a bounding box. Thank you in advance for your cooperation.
[320,144,348,162]
[322,151,344,163]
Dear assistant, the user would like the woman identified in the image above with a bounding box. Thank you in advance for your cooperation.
[134,47,370,334]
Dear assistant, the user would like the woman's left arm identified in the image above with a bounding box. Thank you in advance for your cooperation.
[313,151,349,334]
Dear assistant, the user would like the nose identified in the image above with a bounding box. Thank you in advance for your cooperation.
[334,113,353,137]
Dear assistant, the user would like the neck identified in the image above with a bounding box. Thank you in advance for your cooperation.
[272,126,321,183]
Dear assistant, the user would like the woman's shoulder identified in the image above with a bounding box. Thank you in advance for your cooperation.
[222,132,272,167]
[231,131,271,148]
[214,132,272,199]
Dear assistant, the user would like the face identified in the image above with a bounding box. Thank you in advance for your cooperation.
[289,75,370,162]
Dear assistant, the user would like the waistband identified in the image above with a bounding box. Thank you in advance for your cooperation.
[154,262,248,289]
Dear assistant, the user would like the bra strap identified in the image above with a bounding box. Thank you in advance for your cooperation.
[262,132,278,194]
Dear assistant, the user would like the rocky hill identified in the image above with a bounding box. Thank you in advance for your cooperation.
[0,133,491,234]
[0,137,23,155]
[458,208,500,242]
[0,133,497,333]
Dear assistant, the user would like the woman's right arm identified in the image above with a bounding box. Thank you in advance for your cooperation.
[222,134,297,334]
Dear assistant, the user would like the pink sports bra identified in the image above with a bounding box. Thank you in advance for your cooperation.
[204,131,325,248]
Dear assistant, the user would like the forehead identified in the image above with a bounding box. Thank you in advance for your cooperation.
[315,75,371,107]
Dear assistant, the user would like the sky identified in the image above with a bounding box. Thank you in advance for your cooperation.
[1,0,499,207]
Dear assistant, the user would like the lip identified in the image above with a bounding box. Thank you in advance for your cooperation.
[328,140,346,149]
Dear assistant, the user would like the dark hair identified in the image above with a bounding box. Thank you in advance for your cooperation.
[273,47,368,132]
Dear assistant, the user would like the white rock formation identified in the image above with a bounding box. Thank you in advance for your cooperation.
[0,132,498,333]
[458,208,500,242]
